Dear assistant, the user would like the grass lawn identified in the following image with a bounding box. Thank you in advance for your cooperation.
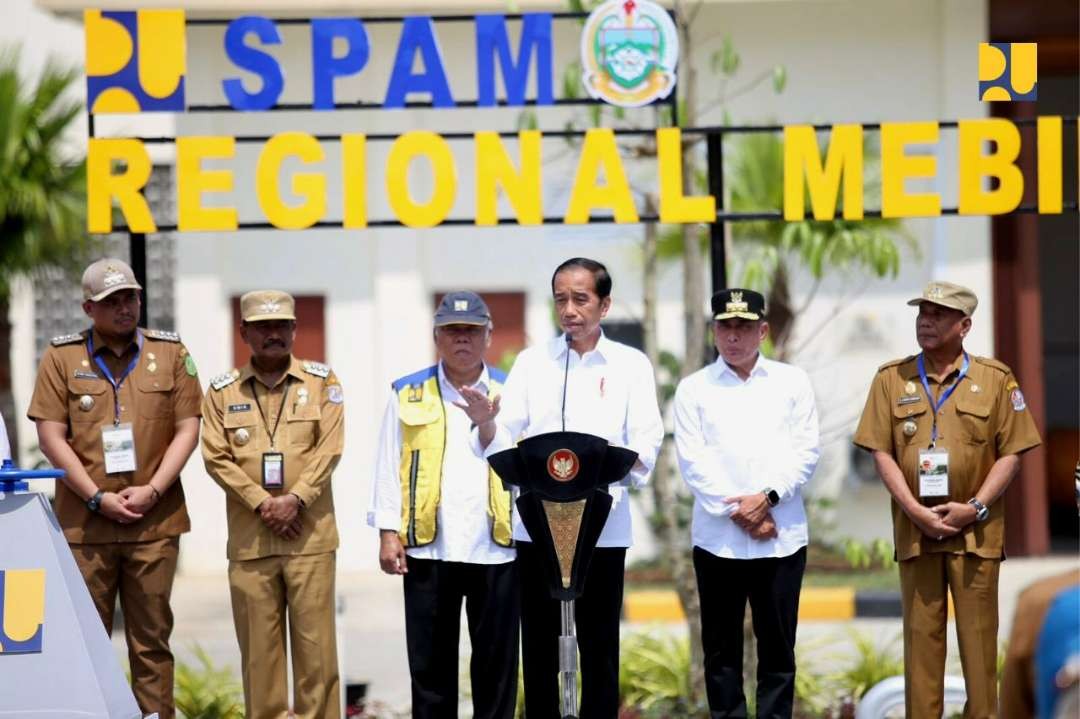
[802,568,900,592]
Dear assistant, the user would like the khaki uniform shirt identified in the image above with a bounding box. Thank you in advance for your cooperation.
[853,354,1041,560]
[201,356,344,561]
[27,328,202,544]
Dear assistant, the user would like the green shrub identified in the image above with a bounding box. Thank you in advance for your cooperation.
[174,645,244,719]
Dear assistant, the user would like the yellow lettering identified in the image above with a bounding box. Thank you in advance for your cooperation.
[256,132,326,229]
[475,131,542,226]
[564,128,639,224]
[87,139,156,233]
[881,122,941,218]
[176,136,237,231]
[342,133,367,229]
[1037,116,1062,214]
[386,131,458,228]
[958,119,1023,216]
[783,124,863,221]
[658,128,715,223]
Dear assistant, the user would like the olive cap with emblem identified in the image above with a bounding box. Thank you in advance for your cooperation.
[240,290,296,322]
[907,281,978,316]
[434,290,491,327]
[712,288,766,321]
[82,258,143,302]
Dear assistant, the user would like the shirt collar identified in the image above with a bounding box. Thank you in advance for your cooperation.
[712,353,769,381]
[551,330,611,362]
[90,327,140,358]
[437,361,490,396]
[239,355,304,388]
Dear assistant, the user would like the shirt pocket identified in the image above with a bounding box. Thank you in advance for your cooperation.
[892,400,929,449]
[68,378,110,425]
[134,371,175,420]
[286,402,321,449]
[954,395,992,445]
[224,410,259,452]
[399,400,444,449]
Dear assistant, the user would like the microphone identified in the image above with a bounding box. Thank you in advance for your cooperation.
[561,334,572,432]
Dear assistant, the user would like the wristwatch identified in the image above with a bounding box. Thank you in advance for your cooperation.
[967,498,989,522]
[86,490,105,513]
[763,488,780,507]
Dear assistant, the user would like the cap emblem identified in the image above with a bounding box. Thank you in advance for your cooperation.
[927,284,944,300]
[454,300,469,311]
[726,290,749,314]
[102,266,126,288]
[258,300,281,314]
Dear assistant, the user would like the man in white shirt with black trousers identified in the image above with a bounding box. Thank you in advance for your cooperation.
[674,288,820,719]
[370,291,519,718]
[459,257,664,718]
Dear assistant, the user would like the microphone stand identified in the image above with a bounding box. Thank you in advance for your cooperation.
[559,333,578,718]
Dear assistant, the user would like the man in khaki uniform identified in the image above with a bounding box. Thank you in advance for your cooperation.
[202,290,344,719]
[854,281,1042,719]
[29,258,202,719]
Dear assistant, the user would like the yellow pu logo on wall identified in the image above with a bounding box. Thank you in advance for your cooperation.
[979,42,1036,101]
[85,9,186,113]
[0,569,45,654]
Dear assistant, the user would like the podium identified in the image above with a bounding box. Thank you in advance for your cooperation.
[0,459,145,718]
[487,432,637,719]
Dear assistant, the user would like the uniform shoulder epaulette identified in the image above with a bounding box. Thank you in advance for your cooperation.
[302,360,331,379]
[50,332,85,346]
[972,356,1011,374]
[143,328,181,342]
[211,369,240,391]
[876,355,916,372]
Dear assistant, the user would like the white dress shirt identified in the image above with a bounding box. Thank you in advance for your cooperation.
[369,363,515,565]
[674,354,820,559]
[480,333,664,548]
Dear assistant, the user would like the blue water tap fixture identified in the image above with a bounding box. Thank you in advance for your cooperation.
[0,458,65,492]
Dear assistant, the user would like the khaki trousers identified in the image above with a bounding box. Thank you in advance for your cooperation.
[71,537,180,719]
[228,551,340,719]
[899,552,1000,719]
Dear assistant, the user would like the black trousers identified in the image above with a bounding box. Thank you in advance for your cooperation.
[517,541,626,719]
[693,545,807,719]
[403,558,520,719]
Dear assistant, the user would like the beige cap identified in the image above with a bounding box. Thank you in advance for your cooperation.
[907,281,978,316]
[82,258,142,302]
[240,290,296,322]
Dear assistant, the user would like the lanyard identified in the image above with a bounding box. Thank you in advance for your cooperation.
[250,377,291,449]
[87,331,143,426]
[917,352,969,447]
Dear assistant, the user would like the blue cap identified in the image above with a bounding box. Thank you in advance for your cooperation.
[434,291,491,327]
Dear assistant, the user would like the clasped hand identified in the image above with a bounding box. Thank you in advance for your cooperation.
[725,493,777,540]
[258,495,302,540]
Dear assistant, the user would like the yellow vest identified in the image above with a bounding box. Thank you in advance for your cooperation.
[393,365,512,548]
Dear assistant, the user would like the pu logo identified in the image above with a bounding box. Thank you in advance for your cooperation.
[85,9,186,113]
[0,569,45,654]
[979,42,1037,101]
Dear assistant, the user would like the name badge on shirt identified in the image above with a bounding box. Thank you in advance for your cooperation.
[262,452,284,489]
[918,449,949,499]
[102,423,137,474]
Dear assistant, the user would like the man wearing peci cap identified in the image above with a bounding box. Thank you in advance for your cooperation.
[369,291,519,718]
[673,289,820,718]
[201,290,345,719]
[28,258,203,718]
[854,281,1041,718]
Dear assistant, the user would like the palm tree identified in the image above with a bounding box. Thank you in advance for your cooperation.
[0,50,92,460]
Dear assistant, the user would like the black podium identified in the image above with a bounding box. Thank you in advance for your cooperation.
[487,431,637,719]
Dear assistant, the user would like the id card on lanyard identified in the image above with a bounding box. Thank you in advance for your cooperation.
[88,332,143,474]
[916,352,969,502]
[252,378,291,489]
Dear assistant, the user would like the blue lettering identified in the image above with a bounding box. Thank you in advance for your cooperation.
[222,16,284,111]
